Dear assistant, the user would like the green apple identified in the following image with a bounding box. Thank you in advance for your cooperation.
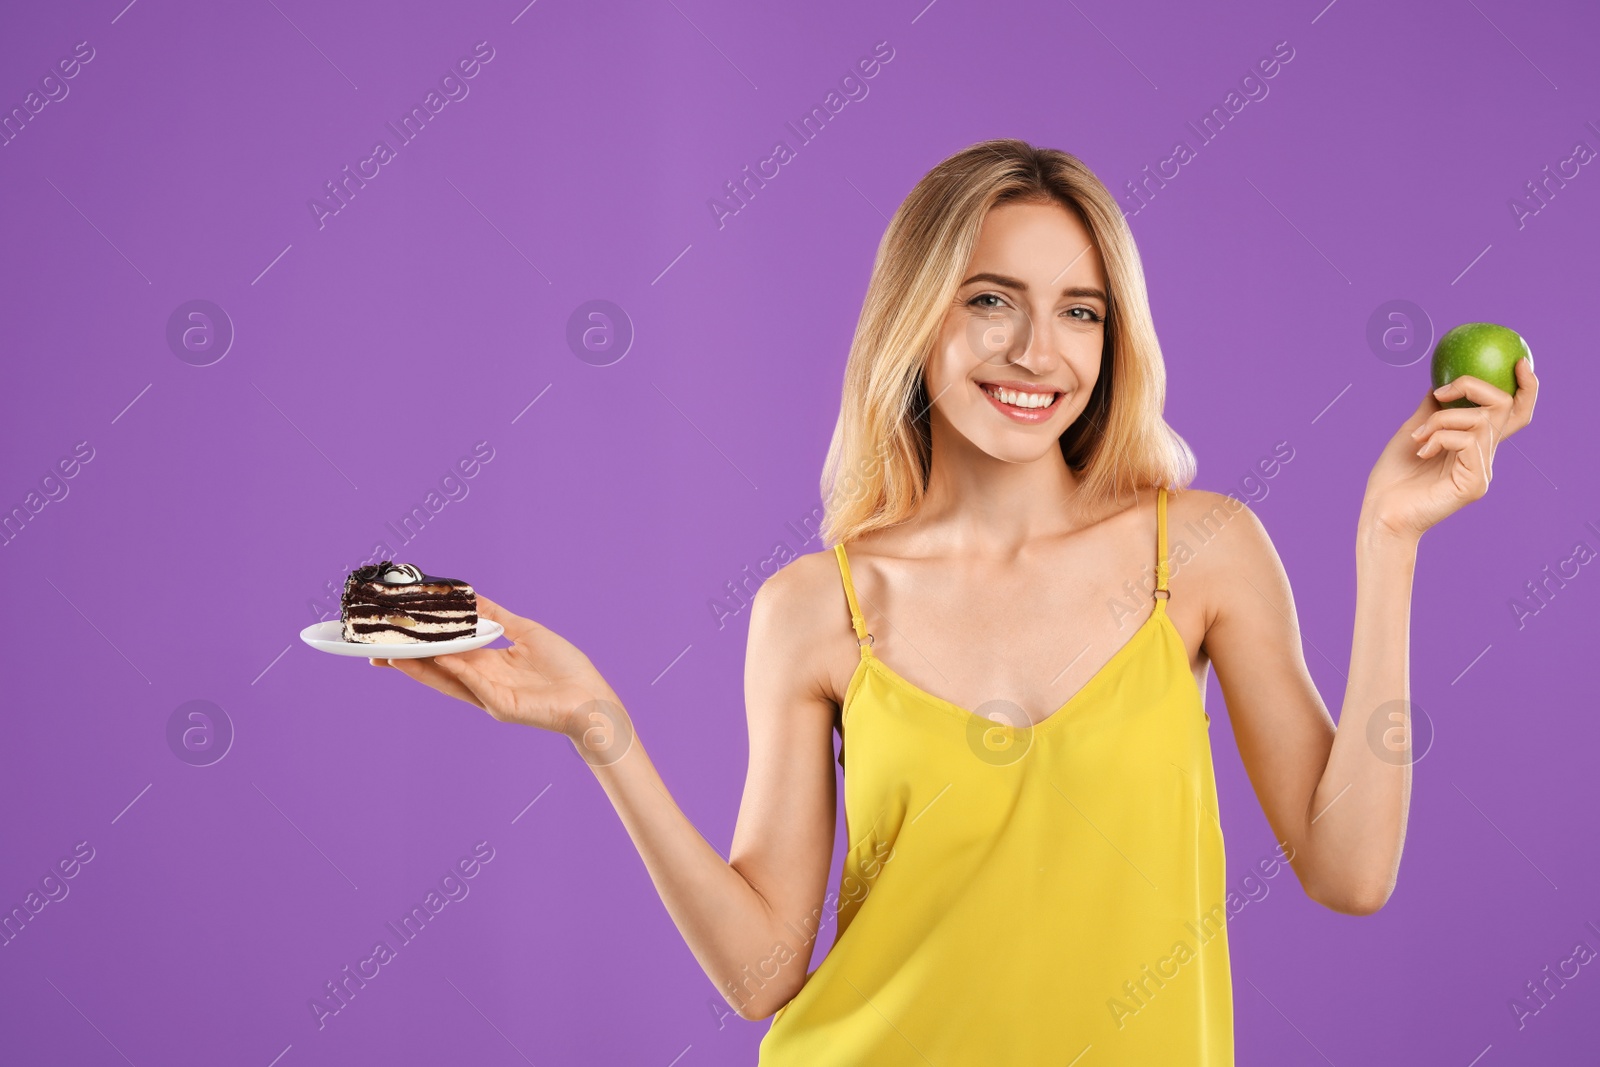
[1430,322,1530,409]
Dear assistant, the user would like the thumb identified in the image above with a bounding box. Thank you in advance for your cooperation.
[475,594,535,639]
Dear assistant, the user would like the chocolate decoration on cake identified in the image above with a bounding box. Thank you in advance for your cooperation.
[341,561,478,644]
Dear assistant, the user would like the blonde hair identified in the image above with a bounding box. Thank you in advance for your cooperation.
[820,138,1196,547]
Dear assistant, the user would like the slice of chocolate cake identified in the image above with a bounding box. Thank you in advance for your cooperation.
[341,562,478,643]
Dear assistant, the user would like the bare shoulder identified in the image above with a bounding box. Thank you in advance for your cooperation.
[745,547,854,706]
[752,547,847,637]
[1165,488,1286,628]
[1166,488,1278,562]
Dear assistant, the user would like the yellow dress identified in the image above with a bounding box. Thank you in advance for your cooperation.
[758,487,1232,1065]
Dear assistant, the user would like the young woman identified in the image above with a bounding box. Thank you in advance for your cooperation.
[372,139,1538,1063]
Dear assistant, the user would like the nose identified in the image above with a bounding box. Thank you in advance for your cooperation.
[1011,307,1066,372]
[966,303,1066,370]
[985,304,1065,371]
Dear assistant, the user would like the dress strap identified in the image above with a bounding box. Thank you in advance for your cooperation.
[833,543,874,649]
[1154,487,1171,600]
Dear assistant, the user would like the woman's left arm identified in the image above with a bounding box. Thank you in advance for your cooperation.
[1199,359,1539,915]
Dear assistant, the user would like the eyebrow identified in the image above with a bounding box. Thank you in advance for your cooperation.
[960,272,1107,304]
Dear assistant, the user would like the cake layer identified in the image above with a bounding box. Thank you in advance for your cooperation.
[342,591,475,607]
[346,581,473,597]
[342,605,475,624]
[346,584,473,600]
[345,598,476,615]
[343,621,476,643]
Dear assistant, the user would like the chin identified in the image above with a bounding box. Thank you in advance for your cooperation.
[965,417,1073,463]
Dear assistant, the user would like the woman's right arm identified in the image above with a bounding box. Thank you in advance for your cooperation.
[373,559,841,1021]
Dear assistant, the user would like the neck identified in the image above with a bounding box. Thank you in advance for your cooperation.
[917,411,1087,554]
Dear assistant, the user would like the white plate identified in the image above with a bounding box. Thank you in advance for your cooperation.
[299,618,505,659]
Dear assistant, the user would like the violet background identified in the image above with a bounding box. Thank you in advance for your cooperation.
[2,0,1597,1063]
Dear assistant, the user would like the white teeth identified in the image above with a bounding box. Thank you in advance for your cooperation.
[982,384,1057,409]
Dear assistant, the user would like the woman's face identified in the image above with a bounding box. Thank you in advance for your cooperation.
[924,199,1109,463]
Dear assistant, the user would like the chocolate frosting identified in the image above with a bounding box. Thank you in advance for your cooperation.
[345,561,472,591]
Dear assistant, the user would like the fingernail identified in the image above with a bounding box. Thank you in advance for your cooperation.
[1433,385,1449,396]
[1410,426,1423,438]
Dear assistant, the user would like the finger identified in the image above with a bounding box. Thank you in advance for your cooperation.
[1433,373,1516,411]
[1506,358,1538,434]
[1420,427,1492,499]
[1411,407,1493,446]
[388,655,486,709]
[390,655,478,699]
[369,658,393,667]
[436,644,522,677]
[1404,390,1440,428]
[1387,392,1439,452]
[1417,427,1487,461]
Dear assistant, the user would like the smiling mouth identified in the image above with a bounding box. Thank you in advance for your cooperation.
[977,381,1063,420]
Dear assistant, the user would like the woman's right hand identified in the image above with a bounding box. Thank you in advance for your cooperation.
[371,595,618,739]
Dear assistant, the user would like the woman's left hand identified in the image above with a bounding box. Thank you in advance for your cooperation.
[1362,358,1539,542]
